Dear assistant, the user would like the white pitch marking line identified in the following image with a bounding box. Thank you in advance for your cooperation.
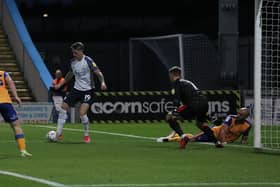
[31,125,252,149]
[69,182,280,187]
[0,170,66,187]
[33,125,157,140]
[1,170,280,187]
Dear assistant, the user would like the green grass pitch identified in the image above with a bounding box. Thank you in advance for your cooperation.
[0,122,280,187]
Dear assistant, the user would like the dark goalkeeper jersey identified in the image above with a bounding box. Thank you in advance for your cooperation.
[172,78,203,107]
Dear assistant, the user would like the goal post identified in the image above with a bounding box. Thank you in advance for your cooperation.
[254,0,262,149]
[254,0,280,151]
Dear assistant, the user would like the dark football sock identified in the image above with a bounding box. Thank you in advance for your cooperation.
[168,120,184,137]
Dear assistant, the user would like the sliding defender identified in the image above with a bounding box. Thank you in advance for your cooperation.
[159,108,251,147]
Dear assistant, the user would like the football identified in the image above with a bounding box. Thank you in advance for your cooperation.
[46,130,57,142]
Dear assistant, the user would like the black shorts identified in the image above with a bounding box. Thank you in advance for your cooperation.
[63,88,95,107]
[172,96,208,122]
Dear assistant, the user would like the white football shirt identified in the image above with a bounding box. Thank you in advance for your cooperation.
[70,55,98,91]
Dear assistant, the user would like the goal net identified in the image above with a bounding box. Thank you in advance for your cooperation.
[254,0,280,150]
[129,34,219,91]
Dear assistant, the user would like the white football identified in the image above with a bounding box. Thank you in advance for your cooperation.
[46,130,57,142]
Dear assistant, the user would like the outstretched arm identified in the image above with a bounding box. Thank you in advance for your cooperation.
[241,125,251,144]
[5,75,21,105]
[94,69,107,91]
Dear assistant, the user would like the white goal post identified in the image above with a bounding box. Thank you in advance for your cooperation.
[254,0,280,150]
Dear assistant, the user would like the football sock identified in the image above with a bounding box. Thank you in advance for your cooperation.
[57,109,67,135]
[80,115,89,136]
[15,133,26,151]
[168,120,184,137]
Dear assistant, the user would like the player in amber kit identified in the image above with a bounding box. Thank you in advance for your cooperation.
[158,108,251,147]
[0,70,32,157]
[199,107,251,145]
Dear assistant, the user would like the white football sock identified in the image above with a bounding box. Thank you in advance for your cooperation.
[80,115,89,136]
[57,109,67,135]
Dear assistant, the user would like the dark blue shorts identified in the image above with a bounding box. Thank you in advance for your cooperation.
[196,134,211,142]
[0,103,18,123]
[196,126,216,142]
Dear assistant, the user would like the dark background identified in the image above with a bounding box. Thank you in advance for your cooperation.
[16,0,254,91]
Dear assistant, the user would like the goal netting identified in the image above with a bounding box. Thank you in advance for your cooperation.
[254,0,280,150]
[129,34,219,91]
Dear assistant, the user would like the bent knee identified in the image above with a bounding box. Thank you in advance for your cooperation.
[61,102,69,111]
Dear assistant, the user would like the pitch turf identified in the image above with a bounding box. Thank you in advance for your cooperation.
[0,122,280,187]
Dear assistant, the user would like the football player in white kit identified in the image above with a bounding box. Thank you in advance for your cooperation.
[53,42,107,143]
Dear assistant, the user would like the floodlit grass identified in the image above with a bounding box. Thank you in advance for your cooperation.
[0,122,279,187]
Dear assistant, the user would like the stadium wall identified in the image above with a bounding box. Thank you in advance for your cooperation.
[0,0,52,101]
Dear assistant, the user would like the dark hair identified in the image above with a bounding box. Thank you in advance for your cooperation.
[70,42,85,51]
[168,66,182,75]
